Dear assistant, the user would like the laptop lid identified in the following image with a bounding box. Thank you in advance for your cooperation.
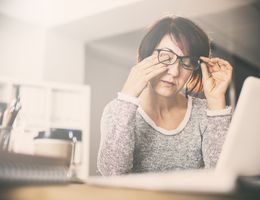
[216,76,260,176]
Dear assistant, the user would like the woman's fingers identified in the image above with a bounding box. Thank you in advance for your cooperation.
[200,57,233,74]
[200,57,220,73]
[144,62,168,74]
[217,59,233,71]
[212,71,228,82]
[122,53,171,97]
[138,54,169,69]
[137,54,157,69]
[200,62,211,80]
[145,66,168,80]
[200,56,233,85]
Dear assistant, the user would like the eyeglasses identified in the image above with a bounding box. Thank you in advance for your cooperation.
[154,48,199,71]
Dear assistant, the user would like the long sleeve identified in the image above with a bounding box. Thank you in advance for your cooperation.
[97,94,138,176]
[200,105,232,169]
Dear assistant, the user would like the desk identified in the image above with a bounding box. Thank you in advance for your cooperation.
[1,184,259,200]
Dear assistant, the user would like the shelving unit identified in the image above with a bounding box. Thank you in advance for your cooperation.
[0,76,91,179]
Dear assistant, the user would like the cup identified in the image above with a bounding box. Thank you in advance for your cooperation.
[33,129,82,167]
[34,139,73,165]
[0,127,12,151]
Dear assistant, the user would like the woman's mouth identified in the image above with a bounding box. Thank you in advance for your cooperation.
[160,80,175,86]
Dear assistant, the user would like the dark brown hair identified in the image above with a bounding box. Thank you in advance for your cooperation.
[138,16,211,96]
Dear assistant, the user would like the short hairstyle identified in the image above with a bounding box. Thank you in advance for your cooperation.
[138,16,211,96]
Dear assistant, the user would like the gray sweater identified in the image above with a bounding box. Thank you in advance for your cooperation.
[97,93,232,176]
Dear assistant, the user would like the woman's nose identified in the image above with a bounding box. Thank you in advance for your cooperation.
[166,62,180,77]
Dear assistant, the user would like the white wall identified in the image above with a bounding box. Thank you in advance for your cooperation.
[44,31,85,84]
[0,14,85,84]
[0,14,46,80]
[0,0,142,27]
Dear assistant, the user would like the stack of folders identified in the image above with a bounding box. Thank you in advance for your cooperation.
[0,151,71,186]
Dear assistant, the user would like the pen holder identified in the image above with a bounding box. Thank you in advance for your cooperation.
[0,127,12,151]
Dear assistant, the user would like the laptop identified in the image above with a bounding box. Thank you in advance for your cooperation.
[86,76,260,194]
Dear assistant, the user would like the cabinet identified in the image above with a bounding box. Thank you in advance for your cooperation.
[0,76,91,179]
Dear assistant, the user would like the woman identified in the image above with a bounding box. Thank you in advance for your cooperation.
[97,16,233,176]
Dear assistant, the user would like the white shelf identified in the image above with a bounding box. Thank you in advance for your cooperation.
[0,76,91,179]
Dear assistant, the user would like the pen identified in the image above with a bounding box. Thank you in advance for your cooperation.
[2,98,22,128]
[0,102,8,125]
[8,101,22,127]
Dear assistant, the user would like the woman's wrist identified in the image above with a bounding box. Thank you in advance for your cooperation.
[120,90,137,97]
[207,106,232,116]
[117,92,139,105]
[206,96,226,110]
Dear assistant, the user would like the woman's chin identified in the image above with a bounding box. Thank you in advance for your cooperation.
[154,88,178,98]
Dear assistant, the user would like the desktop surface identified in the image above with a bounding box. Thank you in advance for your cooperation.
[1,183,260,200]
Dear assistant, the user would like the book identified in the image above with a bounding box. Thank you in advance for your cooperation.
[0,151,71,186]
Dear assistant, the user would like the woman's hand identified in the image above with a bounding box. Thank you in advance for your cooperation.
[200,57,233,110]
[121,54,169,97]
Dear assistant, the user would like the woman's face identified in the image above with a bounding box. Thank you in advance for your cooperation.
[149,34,192,98]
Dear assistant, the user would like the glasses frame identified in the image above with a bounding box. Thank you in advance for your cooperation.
[154,48,199,71]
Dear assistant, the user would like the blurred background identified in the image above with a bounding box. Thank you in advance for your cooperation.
[0,0,259,176]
